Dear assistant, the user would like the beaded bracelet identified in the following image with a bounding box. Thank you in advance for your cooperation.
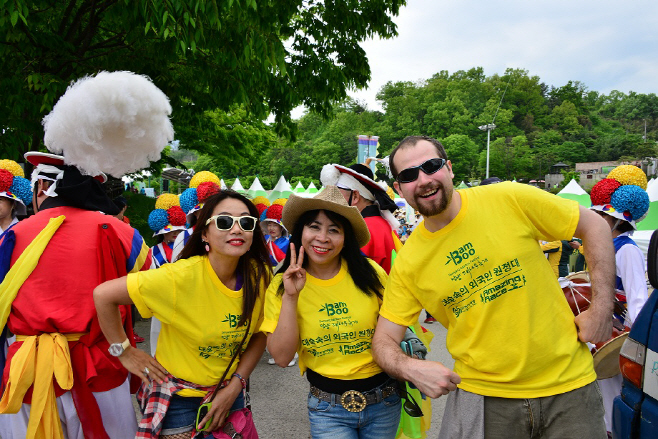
[232,372,247,389]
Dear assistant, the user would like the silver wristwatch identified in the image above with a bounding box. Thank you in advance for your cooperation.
[108,338,131,357]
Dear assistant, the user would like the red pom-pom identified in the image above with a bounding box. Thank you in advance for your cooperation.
[255,203,268,216]
[197,182,220,202]
[167,206,187,226]
[591,178,621,205]
[266,204,284,221]
[0,169,13,192]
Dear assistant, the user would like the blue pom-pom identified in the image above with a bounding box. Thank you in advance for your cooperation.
[9,177,32,206]
[260,208,268,222]
[179,188,198,214]
[611,185,650,221]
[148,209,169,232]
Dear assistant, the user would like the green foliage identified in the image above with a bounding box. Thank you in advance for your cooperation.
[559,170,580,188]
[0,0,406,158]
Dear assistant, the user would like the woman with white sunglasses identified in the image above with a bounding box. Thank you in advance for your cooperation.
[94,190,271,438]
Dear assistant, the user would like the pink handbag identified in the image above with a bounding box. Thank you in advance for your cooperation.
[212,408,258,439]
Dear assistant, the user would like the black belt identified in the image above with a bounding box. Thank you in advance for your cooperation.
[309,380,398,413]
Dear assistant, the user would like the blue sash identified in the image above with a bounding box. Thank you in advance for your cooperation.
[613,235,638,292]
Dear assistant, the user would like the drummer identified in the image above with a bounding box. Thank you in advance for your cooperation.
[588,165,650,435]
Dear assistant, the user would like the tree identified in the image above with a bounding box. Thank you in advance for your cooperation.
[441,134,478,182]
[0,0,406,160]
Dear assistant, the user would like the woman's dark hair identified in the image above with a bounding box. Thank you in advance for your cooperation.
[179,190,272,327]
[276,209,383,299]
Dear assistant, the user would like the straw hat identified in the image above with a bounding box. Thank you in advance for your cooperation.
[282,186,370,247]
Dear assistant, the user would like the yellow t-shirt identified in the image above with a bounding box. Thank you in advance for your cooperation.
[261,259,387,380]
[127,255,265,396]
[381,182,596,398]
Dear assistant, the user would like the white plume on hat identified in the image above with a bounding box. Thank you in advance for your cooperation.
[42,71,174,177]
[320,164,341,187]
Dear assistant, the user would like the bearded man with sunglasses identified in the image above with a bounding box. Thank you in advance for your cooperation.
[372,135,615,438]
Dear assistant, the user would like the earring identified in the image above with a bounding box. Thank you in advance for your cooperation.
[202,240,210,252]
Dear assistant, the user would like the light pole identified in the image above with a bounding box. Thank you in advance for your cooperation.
[478,123,496,178]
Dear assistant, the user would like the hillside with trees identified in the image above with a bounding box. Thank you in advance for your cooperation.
[185,67,658,186]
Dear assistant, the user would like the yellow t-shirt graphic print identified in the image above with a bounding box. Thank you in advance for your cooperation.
[381,182,597,398]
[262,260,387,380]
[127,256,265,396]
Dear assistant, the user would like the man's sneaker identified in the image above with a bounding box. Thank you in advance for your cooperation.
[424,317,437,324]
[133,333,145,343]
[268,357,276,365]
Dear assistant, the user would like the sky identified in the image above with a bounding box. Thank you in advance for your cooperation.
[337,0,658,114]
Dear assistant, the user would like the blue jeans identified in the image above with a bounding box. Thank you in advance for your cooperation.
[160,391,245,437]
[307,388,401,439]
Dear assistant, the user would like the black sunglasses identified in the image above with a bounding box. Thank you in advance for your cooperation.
[205,215,258,232]
[397,158,446,183]
[396,385,424,417]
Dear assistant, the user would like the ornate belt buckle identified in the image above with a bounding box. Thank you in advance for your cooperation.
[340,390,367,413]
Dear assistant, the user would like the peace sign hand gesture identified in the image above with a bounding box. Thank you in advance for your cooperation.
[282,243,306,297]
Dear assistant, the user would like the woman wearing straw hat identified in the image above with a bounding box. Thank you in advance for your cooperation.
[263,186,401,439]
[94,190,271,438]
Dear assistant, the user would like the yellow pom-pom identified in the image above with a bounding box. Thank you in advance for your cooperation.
[272,198,287,206]
[0,160,24,178]
[608,165,647,190]
[251,196,270,207]
[190,171,220,188]
[155,193,180,210]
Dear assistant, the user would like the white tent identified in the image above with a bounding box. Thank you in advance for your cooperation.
[220,179,228,190]
[293,182,306,193]
[231,178,245,193]
[647,180,658,202]
[306,182,319,194]
[557,179,587,195]
[247,177,268,198]
[269,176,292,202]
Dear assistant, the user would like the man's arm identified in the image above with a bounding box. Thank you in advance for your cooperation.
[372,316,460,398]
[573,206,615,343]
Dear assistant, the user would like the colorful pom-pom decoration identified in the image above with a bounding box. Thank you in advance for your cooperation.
[179,188,198,214]
[255,203,268,216]
[251,196,270,207]
[167,206,187,226]
[155,193,180,210]
[148,209,170,232]
[272,198,287,207]
[607,165,648,190]
[9,177,33,205]
[265,204,284,221]
[0,159,24,178]
[610,185,650,221]
[590,179,621,206]
[260,208,268,222]
[190,171,220,189]
[0,169,13,193]
[197,181,220,202]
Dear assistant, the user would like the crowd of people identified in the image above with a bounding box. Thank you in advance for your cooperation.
[0,71,650,439]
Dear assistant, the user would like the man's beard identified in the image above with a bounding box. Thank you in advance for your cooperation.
[413,182,452,217]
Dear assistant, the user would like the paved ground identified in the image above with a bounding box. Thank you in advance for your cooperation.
[133,316,454,438]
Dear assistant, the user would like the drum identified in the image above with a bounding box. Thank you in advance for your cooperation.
[561,278,629,379]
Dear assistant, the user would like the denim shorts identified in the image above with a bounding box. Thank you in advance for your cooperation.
[160,391,245,436]
[307,382,401,439]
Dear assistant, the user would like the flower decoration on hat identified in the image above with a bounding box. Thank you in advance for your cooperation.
[190,171,220,188]
[590,165,650,229]
[251,196,271,216]
[155,193,179,210]
[607,165,647,190]
[263,203,285,228]
[0,160,32,216]
[196,181,220,203]
[148,195,187,236]
[179,188,198,215]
